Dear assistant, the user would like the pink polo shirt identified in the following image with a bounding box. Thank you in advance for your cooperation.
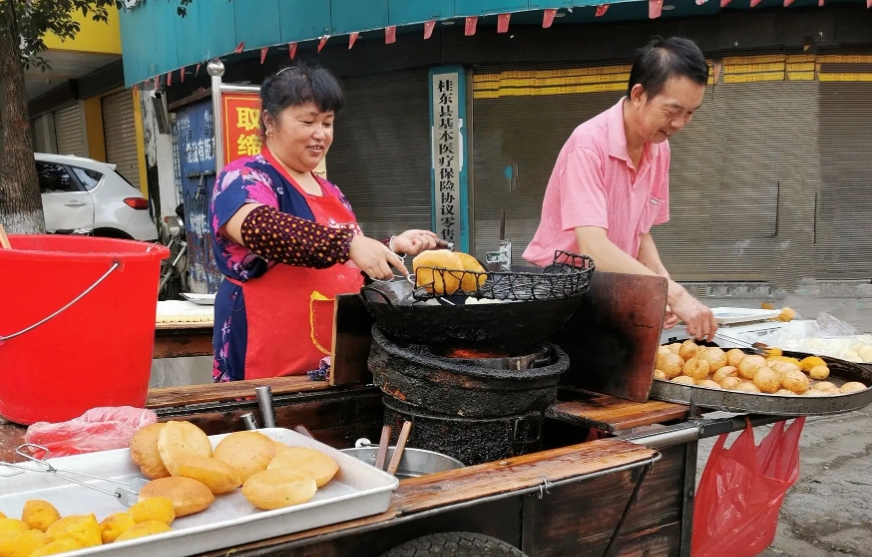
[523,98,670,266]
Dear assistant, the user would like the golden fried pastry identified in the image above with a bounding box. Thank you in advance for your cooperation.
[804,390,828,396]
[726,349,746,367]
[698,380,721,389]
[781,369,810,394]
[413,250,463,296]
[738,355,767,380]
[735,382,762,394]
[22,500,60,532]
[777,307,796,322]
[115,521,173,542]
[268,447,339,488]
[0,518,30,537]
[454,252,487,292]
[0,529,47,557]
[213,431,276,482]
[242,468,318,511]
[679,340,699,361]
[157,421,213,476]
[809,365,830,381]
[799,356,826,372]
[45,514,101,548]
[683,357,710,381]
[775,389,797,396]
[100,513,136,544]
[812,381,840,395]
[719,377,743,390]
[671,376,696,385]
[752,367,780,394]
[658,346,672,357]
[169,455,242,494]
[27,539,84,557]
[698,347,728,373]
[668,343,682,354]
[274,441,292,454]
[653,369,667,380]
[840,382,867,394]
[139,477,215,518]
[130,423,171,480]
[127,497,175,526]
[769,361,801,378]
[713,366,739,383]
[656,352,684,379]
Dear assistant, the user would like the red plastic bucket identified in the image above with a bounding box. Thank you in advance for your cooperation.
[0,235,169,425]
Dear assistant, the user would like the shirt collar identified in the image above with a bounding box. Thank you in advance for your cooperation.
[607,97,630,162]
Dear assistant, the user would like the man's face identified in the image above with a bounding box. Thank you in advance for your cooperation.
[630,76,705,144]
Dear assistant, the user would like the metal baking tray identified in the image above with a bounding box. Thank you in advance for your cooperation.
[710,307,782,325]
[0,428,399,557]
[649,350,872,416]
[180,293,216,306]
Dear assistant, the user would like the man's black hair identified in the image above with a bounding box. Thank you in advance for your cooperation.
[627,37,709,98]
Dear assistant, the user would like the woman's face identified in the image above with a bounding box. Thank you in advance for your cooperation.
[265,102,334,172]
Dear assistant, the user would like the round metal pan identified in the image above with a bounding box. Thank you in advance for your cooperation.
[649,349,872,416]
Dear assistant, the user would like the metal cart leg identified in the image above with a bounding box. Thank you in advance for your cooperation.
[679,440,698,557]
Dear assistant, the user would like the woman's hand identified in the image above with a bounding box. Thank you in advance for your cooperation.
[391,229,440,257]
[350,235,408,279]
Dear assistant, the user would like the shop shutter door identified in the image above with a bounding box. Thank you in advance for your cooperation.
[472,73,818,287]
[54,103,88,158]
[473,90,621,261]
[327,69,431,240]
[816,78,872,278]
[102,90,142,190]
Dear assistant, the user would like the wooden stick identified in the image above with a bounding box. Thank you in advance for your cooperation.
[374,425,392,470]
[387,421,412,476]
[0,225,11,250]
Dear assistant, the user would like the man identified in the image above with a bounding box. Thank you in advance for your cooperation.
[523,37,718,341]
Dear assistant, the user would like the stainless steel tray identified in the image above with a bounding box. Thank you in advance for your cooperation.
[0,428,399,557]
[649,350,872,416]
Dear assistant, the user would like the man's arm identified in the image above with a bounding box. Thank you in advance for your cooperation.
[637,232,670,279]
[575,226,717,340]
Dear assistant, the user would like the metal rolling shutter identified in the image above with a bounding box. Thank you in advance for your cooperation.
[54,103,88,158]
[816,75,872,278]
[327,69,431,240]
[472,74,818,287]
[102,90,142,190]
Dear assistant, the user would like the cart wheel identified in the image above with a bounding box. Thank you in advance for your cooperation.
[379,532,528,557]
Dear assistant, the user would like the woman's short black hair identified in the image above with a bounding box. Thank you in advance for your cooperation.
[260,61,346,130]
[627,37,709,98]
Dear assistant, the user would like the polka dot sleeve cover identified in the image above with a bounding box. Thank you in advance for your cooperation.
[240,205,355,268]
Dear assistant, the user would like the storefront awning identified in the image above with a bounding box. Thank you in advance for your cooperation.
[118,0,867,87]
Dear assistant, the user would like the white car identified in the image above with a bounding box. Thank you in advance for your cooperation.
[35,153,159,241]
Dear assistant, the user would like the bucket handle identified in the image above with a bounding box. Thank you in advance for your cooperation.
[0,262,120,343]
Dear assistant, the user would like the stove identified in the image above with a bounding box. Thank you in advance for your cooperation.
[369,326,570,465]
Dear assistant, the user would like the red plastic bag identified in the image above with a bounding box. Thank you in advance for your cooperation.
[692,417,805,557]
[25,406,158,457]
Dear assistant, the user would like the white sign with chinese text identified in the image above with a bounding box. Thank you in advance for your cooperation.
[431,71,463,245]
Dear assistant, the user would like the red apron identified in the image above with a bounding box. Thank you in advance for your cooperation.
[231,147,364,379]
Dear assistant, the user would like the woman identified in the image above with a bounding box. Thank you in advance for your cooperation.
[209,62,438,382]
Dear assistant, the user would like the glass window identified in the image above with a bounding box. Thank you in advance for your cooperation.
[36,162,78,194]
[70,166,104,190]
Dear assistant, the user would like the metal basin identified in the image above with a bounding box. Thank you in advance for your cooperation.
[341,446,464,479]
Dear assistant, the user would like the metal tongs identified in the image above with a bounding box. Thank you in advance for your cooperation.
[713,332,781,357]
[0,444,146,507]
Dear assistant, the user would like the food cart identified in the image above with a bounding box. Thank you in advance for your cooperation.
[3,254,871,557]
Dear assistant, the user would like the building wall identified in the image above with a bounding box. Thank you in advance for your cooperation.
[42,5,122,55]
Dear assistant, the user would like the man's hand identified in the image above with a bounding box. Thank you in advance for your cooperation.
[663,306,680,329]
[669,286,718,341]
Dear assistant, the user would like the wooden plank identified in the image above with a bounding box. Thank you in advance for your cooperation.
[393,439,656,514]
[146,376,331,408]
[553,271,667,402]
[330,294,374,386]
[153,328,213,359]
[546,392,688,433]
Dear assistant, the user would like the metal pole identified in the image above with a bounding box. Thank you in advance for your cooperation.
[207,59,226,172]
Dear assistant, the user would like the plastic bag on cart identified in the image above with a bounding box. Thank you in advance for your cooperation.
[692,417,805,557]
[24,407,158,457]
